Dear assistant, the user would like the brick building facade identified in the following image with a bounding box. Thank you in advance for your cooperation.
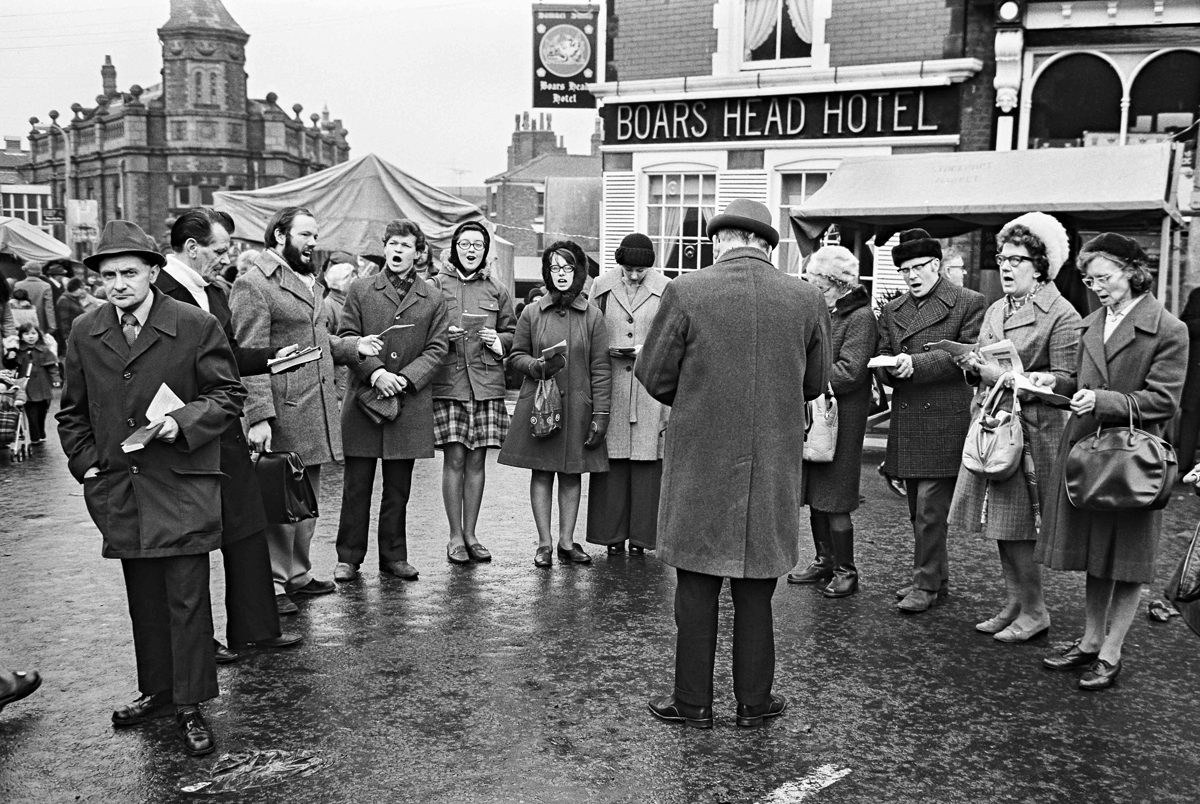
[20,0,349,248]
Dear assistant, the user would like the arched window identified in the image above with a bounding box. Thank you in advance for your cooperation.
[194,71,203,106]
[210,71,219,105]
[1129,50,1200,134]
[1028,54,1121,148]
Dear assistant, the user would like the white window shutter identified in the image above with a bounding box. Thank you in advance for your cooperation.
[601,172,637,268]
[716,171,769,211]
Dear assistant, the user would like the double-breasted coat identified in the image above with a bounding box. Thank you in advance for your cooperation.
[636,247,830,579]
[229,250,360,466]
[948,282,1080,541]
[499,293,611,474]
[802,285,877,513]
[429,264,516,402]
[338,271,450,459]
[878,279,987,478]
[1038,293,1188,583]
[156,263,276,544]
[57,291,246,558]
[590,268,671,461]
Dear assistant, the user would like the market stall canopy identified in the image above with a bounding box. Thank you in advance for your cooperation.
[213,153,488,255]
[0,216,72,263]
[791,143,1181,249]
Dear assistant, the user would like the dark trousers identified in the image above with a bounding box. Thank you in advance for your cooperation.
[336,456,415,566]
[1178,406,1200,471]
[221,531,281,645]
[121,554,218,706]
[906,477,956,592]
[585,459,662,549]
[25,400,48,442]
[673,568,777,708]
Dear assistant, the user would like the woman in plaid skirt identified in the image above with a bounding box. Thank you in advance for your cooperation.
[430,222,517,565]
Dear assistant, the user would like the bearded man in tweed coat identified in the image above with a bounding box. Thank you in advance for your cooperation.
[878,229,986,614]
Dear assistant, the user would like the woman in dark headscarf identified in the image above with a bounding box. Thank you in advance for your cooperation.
[499,241,611,567]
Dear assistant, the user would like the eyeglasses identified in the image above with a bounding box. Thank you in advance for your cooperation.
[457,241,486,251]
[995,254,1034,268]
[896,258,937,276]
[1082,272,1122,290]
[549,264,574,275]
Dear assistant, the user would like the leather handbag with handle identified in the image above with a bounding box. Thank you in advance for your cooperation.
[1064,393,1177,511]
[962,379,1024,481]
[253,451,319,523]
[1170,520,1200,603]
[803,384,838,463]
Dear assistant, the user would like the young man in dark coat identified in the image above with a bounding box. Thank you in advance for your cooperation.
[157,207,303,663]
[57,220,246,756]
[878,228,986,614]
[637,199,830,729]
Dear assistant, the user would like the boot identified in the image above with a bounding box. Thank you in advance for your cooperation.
[823,521,858,598]
[788,513,834,584]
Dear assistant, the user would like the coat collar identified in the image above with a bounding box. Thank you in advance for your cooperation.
[893,278,959,339]
[254,249,320,310]
[538,291,590,313]
[714,246,775,269]
[1000,281,1062,332]
[90,287,178,365]
[373,268,430,315]
[438,262,491,282]
[592,268,668,314]
[1079,292,1164,380]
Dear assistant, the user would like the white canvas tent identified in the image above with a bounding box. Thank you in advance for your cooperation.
[214,153,513,288]
[0,216,72,262]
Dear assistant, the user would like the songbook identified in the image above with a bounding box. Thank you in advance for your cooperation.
[376,324,414,337]
[867,355,900,369]
[978,339,1025,375]
[924,340,977,358]
[121,384,184,453]
[121,421,164,453]
[461,313,488,336]
[609,345,639,358]
[268,345,321,374]
[541,340,568,360]
[1011,372,1072,407]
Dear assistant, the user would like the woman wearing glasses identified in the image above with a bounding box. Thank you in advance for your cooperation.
[500,241,611,567]
[429,222,517,565]
[949,213,1080,643]
[1036,232,1187,690]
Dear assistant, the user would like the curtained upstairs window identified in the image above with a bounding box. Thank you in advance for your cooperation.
[744,0,812,64]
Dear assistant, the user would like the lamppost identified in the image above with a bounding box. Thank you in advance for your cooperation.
[29,110,73,243]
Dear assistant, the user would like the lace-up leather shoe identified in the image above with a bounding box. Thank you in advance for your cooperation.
[648,695,713,729]
[176,706,215,756]
[0,670,42,713]
[897,589,940,614]
[1078,658,1121,691]
[334,562,358,582]
[232,632,304,651]
[112,691,173,728]
[1043,640,1100,671]
[213,641,239,664]
[381,560,419,580]
[736,694,788,727]
[275,594,298,616]
[289,578,336,595]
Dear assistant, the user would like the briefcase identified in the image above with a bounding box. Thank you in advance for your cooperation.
[253,451,318,523]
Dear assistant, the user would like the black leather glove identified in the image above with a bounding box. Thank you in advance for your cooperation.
[584,414,609,449]
[529,353,566,380]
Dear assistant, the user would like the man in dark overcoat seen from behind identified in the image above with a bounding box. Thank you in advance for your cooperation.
[636,198,830,729]
[878,228,986,614]
[57,220,246,756]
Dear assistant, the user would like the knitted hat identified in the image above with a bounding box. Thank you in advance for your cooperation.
[615,232,655,268]
[706,199,779,247]
[1078,232,1148,268]
[890,228,941,266]
[999,212,1070,279]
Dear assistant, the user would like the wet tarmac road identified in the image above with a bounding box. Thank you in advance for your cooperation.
[2,408,1199,803]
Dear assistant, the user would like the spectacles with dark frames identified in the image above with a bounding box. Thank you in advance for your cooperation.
[457,241,486,251]
[995,254,1034,268]
[897,258,937,276]
[549,264,574,275]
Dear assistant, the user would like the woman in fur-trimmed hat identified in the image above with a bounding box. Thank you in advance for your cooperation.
[949,212,1081,645]
[499,240,611,568]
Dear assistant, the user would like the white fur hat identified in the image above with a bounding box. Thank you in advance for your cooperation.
[999,212,1069,280]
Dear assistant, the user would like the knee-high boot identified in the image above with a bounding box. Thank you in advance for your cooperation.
[788,511,834,584]
[823,519,859,598]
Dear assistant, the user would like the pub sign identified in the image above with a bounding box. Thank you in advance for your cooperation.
[532,4,599,109]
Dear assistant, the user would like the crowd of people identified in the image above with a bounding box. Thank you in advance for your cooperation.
[1,197,1197,755]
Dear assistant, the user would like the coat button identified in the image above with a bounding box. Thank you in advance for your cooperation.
[390,352,398,359]
[123,371,132,379]
[923,402,931,410]
[126,418,136,427]
[131,466,139,474]
[627,333,634,338]
[627,316,634,324]
[900,402,909,409]
[901,346,908,353]
[626,366,632,372]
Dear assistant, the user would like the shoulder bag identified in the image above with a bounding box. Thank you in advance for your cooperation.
[803,385,838,463]
[1170,520,1200,604]
[1064,393,1177,511]
[962,379,1024,481]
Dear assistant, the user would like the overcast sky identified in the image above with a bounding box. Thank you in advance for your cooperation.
[0,0,601,188]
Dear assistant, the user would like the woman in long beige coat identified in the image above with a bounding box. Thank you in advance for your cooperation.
[585,233,669,554]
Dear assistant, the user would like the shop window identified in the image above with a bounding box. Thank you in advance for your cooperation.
[1028,54,1121,148]
[646,172,717,277]
[744,0,812,65]
[776,171,830,275]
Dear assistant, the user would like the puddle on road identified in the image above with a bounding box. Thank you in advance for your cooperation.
[179,749,323,796]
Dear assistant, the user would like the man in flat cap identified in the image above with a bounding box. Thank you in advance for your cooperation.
[57,219,245,756]
[878,228,986,614]
[637,199,829,729]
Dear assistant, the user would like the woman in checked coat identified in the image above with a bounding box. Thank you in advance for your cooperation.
[948,213,1080,643]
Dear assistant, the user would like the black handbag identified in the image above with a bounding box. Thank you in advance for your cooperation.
[1170,520,1200,604]
[253,451,318,523]
[355,385,402,425]
[1064,394,1177,512]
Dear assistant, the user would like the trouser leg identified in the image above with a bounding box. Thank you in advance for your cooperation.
[288,465,321,588]
[628,460,662,550]
[673,568,722,708]
[163,554,217,705]
[909,477,955,592]
[730,576,778,707]
[122,558,173,697]
[378,459,415,564]
[335,456,377,567]
[586,459,631,546]
[222,531,281,645]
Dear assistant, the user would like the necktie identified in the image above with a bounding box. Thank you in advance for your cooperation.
[121,312,139,347]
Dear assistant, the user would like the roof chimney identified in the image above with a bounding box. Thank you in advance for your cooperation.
[101,55,117,99]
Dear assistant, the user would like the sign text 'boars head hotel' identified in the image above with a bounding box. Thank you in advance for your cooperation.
[602,86,960,146]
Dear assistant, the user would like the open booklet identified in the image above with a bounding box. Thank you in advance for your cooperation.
[541,340,568,360]
[925,339,1071,407]
[121,383,185,452]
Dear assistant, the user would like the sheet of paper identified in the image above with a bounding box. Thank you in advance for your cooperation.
[376,324,415,337]
[924,340,977,358]
[145,383,185,422]
[541,339,568,360]
[1011,373,1072,406]
[867,355,899,369]
[979,339,1025,375]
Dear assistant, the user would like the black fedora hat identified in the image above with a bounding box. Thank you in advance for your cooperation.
[83,220,166,271]
[706,199,779,248]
